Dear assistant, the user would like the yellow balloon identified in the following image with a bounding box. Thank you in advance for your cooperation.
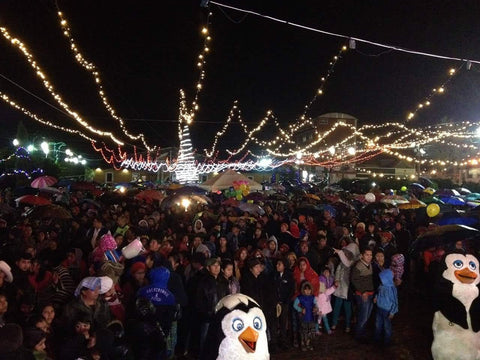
[426,203,440,217]
[236,194,243,201]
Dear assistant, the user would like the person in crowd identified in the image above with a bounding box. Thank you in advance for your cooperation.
[317,266,336,335]
[331,237,360,333]
[376,231,397,268]
[351,247,375,342]
[61,277,113,358]
[220,258,240,295]
[373,269,398,347]
[233,247,248,281]
[195,257,228,359]
[122,261,147,314]
[372,249,386,290]
[293,281,318,351]
[274,257,295,350]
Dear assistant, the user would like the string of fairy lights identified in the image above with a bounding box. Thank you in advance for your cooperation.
[55,8,155,152]
[0,26,125,146]
[1,2,480,180]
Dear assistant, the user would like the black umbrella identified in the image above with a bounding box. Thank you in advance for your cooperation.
[296,203,323,216]
[410,225,480,252]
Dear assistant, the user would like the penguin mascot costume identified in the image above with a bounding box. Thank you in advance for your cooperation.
[202,293,270,360]
[432,251,480,359]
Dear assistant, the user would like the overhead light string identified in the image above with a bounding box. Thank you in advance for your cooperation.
[0,26,125,146]
[55,5,156,151]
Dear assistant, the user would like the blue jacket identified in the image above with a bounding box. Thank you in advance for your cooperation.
[294,294,317,322]
[376,269,398,315]
[137,267,176,306]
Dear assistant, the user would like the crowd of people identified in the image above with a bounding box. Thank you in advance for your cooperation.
[0,184,472,359]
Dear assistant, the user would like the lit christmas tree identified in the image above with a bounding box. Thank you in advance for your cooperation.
[175,124,198,183]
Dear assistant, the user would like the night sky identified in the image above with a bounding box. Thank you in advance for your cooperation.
[1,0,480,159]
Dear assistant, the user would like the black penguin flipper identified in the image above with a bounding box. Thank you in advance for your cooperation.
[469,285,480,332]
[436,281,469,329]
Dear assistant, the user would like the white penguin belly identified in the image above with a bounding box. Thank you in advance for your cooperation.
[432,311,480,360]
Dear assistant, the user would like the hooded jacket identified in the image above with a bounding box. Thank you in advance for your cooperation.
[293,257,320,297]
[137,267,175,306]
[293,281,318,323]
[376,269,398,315]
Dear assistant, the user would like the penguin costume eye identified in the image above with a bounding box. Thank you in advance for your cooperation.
[469,261,477,271]
[253,316,262,330]
[232,318,244,332]
[453,259,464,269]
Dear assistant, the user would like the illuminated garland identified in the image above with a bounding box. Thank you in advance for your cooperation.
[0,27,125,145]
[0,147,31,162]
[0,168,44,180]
[56,8,155,151]
[0,92,96,142]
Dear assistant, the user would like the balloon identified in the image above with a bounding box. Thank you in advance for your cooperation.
[426,203,440,217]
[401,186,407,192]
[236,194,243,201]
[247,199,254,204]
[365,192,376,203]
[242,189,249,196]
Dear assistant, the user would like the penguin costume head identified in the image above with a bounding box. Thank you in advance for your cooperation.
[434,250,480,330]
[203,293,269,360]
[431,251,480,359]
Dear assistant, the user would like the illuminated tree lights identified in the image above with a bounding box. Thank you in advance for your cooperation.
[175,125,199,183]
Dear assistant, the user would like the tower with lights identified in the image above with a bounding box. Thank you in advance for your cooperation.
[175,124,198,183]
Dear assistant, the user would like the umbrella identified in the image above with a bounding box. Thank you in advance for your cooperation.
[237,202,265,216]
[410,225,480,251]
[409,183,425,191]
[38,186,61,195]
[160,194,211,210]
[80,198,102,208]
[15,195,51,206]
[436,188,461,197]
[457,187,472,195]
[305,193,321,201]
[465,193,480,201]
[418,177,436,189]
[439,196,465,206]
[26,204,72,219]
[398,199,427,209]
[422,196,445,205]
[380,195,409,205]
[172,185,208,196]
[134,189,165,202]
[296,203,323,215]
[266,193,289,202]
[222,198,240,207]
[71,181,99,191]
[244,192,266,202]
[31,175,57,189]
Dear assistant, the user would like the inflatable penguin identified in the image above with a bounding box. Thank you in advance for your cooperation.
[432,252,480,360]
[202,293,269,360]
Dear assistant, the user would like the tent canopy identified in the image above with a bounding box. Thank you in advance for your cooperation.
[199,169,262,192]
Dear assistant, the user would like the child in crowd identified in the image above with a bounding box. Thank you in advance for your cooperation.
[293,281,318,351]
[374,269,399,346]
[316,267,336,335]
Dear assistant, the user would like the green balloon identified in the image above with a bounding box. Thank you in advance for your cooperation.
[401,186,407,192]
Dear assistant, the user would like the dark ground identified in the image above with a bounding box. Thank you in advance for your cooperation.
[271,286,434,360]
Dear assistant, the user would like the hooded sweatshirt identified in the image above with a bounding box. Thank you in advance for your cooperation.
[376,269,398,316]
[293,257,320,297]
[137,267,175,306]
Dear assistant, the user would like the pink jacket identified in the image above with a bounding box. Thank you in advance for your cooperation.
[316,285,336,316]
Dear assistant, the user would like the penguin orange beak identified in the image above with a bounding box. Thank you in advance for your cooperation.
[455,268,478,284]
[238,326,259,353]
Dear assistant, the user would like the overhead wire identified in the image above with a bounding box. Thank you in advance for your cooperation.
[210,1,480,65]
